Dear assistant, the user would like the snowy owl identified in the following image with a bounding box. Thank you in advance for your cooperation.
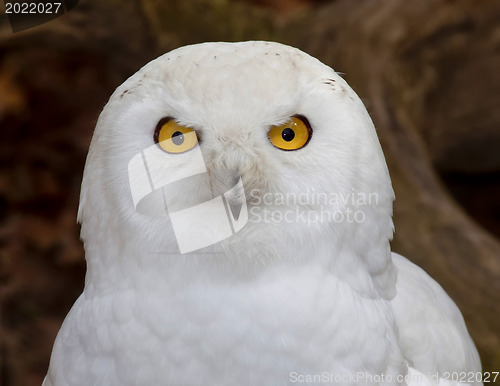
[44,41,481,385]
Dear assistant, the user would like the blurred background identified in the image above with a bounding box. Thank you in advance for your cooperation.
[1,0,499,385]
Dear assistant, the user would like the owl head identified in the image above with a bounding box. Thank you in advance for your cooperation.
[78,41,395,298]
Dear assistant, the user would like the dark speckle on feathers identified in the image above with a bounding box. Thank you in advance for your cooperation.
[323,78,337,91]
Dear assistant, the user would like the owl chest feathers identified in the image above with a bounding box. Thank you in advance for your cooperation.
[61,254,405,384]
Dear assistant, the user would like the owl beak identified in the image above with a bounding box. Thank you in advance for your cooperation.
[207,167,246,221]
[226,175,244,221]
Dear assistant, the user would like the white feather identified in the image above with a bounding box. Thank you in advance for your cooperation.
[44,41,481,386]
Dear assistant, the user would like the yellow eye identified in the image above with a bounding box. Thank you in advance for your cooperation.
[268,115,312,151]
[154,118,198,154]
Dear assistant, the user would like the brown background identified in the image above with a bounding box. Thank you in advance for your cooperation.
[1,1,499,385]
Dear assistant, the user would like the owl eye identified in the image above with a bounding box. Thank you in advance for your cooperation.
[154,118,198,154]
[268,115,312,151]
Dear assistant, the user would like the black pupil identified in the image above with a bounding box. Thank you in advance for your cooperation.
[282,127,295,142]
[172,131,184,145]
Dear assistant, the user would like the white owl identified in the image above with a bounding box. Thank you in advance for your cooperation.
[43,41,481,386]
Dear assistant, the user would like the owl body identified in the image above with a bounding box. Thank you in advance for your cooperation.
[47,257,404,385]
[44,41,481,385]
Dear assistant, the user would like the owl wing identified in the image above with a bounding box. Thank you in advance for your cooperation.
[390,253,482,385]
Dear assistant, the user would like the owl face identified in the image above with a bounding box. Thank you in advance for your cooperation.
[80,41,393,262]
